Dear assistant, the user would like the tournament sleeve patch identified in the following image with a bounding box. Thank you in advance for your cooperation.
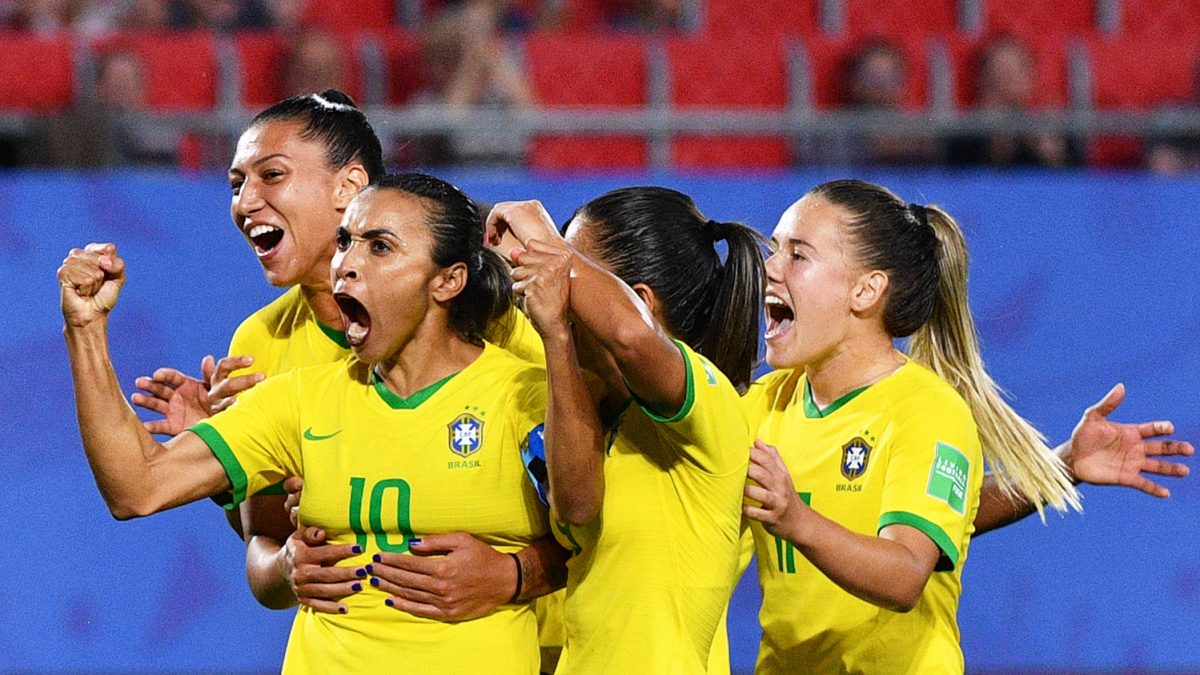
[926,441,970,515]
[190,421,248,510]
[520,424,550,507]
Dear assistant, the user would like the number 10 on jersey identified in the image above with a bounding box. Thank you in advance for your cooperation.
[348,476,415,552]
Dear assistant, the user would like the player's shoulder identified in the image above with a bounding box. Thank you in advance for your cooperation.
[745,368,803,413]
[233,286,305,339]
[884,360,973,420]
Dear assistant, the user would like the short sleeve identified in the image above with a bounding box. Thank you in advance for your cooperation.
[188,369,302,510]
[226,315,260,380]
[876,405,981,571]
[637,340,749,475]
[489,305,546,366]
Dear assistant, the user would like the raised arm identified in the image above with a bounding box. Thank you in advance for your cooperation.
[974,383,1193,535]
[60,243,230,519]
[487,200,687,417]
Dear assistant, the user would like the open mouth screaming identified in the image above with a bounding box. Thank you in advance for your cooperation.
[334,293,372,347]
[764,295,794,340]
[248,224,284,257]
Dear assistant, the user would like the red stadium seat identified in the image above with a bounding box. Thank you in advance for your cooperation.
[0,32,74,111]
[300,0,393,32]
[373,29,425,106]
[526,32,648,170]
[1117,0,1200,37]
[1084,34,1200,166]
[841,0,957,38]
[92,32,217,110]
[802,34,930,109]
[701,0,819,38]
[666,36,791,169]
[944,33,1070,109]
[236,31,365,108]
[983,0,1095,37]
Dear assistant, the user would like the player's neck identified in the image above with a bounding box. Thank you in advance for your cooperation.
[805,334,903,409]
[300,283,344,330]
[375,325,481,398]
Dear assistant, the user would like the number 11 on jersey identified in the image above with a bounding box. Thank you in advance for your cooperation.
[773,492,811,574]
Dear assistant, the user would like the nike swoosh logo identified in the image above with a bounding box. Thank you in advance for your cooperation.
[303,427,341,441]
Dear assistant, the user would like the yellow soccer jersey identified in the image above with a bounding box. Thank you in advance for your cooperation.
[746,359,983,675]
[190,343,549,674]
[553,341,748,675]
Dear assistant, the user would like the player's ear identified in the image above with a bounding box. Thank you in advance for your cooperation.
[432,261,467,302]
[333,164,369,211]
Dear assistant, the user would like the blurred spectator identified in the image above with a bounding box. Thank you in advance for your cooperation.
[946,37,1081,167]
[22,50,179,166]
[834,40,936,166]
[165,0,273,30]
[1144,57,1200,174]
[399,0,533,166]
[596,0,683,31]
[284,30,348,97]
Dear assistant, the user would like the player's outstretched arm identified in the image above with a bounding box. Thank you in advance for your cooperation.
[60,243,230,518]
[974,383,1193,535]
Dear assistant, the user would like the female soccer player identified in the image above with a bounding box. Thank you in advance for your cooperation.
[130,92,557,620]
[485,187,764,674]
[742,179,1118,673]
[60,173,585,673]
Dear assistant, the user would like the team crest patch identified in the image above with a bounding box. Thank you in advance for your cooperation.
[448,413,484,457]
[840,437,872,481]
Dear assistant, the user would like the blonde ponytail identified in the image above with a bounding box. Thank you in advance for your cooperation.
[909,206,1080,518]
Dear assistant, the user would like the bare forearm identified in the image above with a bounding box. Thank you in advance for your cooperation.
[245,536,297,609]
[974,441,1072,535]
[66,321,165,517]
[514,535,569,601]
[544,330,606,526]
[565,253,685,412]
[788,513,930,612]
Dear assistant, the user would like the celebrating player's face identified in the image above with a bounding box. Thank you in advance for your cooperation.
[764,194,863,370]
[331,188,445,364]
[228,120,344,289]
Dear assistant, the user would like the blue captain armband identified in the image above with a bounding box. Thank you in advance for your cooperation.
[521,424,550,507]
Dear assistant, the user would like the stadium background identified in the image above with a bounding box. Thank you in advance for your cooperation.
[3,0,1200,672]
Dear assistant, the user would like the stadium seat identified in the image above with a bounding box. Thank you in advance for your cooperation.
[0,32,74,111]
[300,0,394,32]
[92,32,217,110]
[701,0,819,38]
[982,0,1095,37]
[236,31,365,109]
[666,36,792,169]
[802,34,930,109]
[1116,0,1200,37]
[840,0,957,38]
[1084,34,1200,166]
[944,33,1070,109]
[525,32,648,170]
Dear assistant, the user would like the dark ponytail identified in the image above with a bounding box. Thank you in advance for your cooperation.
[372,172,512,344]
[576,187,765,390]
[252,89,384,183]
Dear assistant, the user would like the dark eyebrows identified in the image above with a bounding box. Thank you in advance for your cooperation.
[359,228,399,241]
[787,237,814,250]
[228,153,290,178]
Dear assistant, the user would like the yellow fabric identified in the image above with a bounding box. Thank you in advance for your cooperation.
[553,342,748,674]
[745,360,983,675]
[193,344,549,674]
[227,286,350,379]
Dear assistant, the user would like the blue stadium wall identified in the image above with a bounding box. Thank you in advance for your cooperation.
[2,169,1197,673]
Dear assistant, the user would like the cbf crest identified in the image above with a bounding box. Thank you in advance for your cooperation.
[840,436,872,481]
[448,413,484,457]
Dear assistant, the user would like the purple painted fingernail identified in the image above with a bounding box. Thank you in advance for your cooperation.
[409,538,422,547]
[338,606,347,614]
[385,598,394,607]
[372,553,381,562]
[351,582,362,592]
[370,577,380,587]
[355,568,366,578]
[365,564,374,575]
[351,545,362,554]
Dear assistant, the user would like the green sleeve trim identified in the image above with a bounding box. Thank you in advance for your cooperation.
[638,339,696,424]
[190,421,248,510]
[878,510,960,571]
[316,319,351,349]
[256,481,286,496]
